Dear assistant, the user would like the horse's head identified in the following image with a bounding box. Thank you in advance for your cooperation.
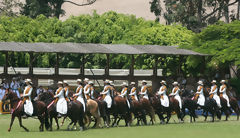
[37,92,54,102]
[2,89,18,102]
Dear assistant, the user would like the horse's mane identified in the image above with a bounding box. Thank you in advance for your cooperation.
[7,89,20,101]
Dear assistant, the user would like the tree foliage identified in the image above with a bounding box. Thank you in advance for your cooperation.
[0,12,193,76]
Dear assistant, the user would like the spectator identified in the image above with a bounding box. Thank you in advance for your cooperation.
[0,84,5,101]
[2,78,9,89]
[10,77,20,98]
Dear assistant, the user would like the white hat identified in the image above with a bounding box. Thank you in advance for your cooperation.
[220,80,226,83]
[105,79,110,83]
[109,81,114,86]
[172,81,179,85]
[121,82,128,86]
[142,80,147,83]
[57,81,63,84]
[77,79,82,82]
[198,80,203,85]
[160,80,166,85]
[25,78,32,83]
[130,82,135,85]
[63,80,68,84]
[89,81,94,84]
[84,78,89,82]
[211,80,217,83]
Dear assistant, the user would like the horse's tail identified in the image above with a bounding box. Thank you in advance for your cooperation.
[44,108,50,130]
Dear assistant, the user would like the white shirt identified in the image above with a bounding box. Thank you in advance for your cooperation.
[210,85,218,95]
[158,85,167,95]
[23,85,33,100]
[219,85,227,95]
[0,89,5,100]
[10,81,20,90]
[75,85,84,98]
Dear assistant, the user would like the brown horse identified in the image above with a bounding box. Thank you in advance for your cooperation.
[84,99,102,128]
[219,97,231,121]
[169,96,184,123]
[139,98,155,125]
[2,89,49,132]
[229,97,240,120]
[111,96,132,127]
[37,92,60,131]
[130,99,147,125]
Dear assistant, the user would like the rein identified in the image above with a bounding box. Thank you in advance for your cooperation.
[47,100,55,109]
[11,100,22,114]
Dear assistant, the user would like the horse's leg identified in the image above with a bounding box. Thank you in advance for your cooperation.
[61,116,67,126]
[71,122,77,130]
[67,121,74,131]
[111,114,118,127]
[38,115,44,132]
[17,116,29,132]
[78,115,84,131]
[8,115,15,132]
[49,117,53,131]
[54,117,60,130]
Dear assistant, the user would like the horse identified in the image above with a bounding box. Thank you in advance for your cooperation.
[38,91,85,131]
[219,97,231,121]
[84,99,102,128]
[37,92,60,131]
[149,95,171,124]
[169,96,184,123]
[129,99,147,126]
[94,99,110,127]
[2,89,50,132]
[229,96,240,120]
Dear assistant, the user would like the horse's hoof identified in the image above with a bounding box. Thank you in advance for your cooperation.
[8,128,11,132]
[79,127,84,131]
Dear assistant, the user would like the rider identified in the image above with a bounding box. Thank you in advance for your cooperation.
[120,82,130,109]
[219,80,230,107]
[195,80,205,108]
[10,77,20,98]
[157,80,169,108]
[129,82,138,101]
[89,81,95,99]
[63,80,70,102]
[209,80,221,108]
[169,81,182,109]
[100,80,112,109]
[54,81,67,117]
[74,79,86,112]
[84,78,91,100]
[139,80,149,100]
[109,81,115,98]
[22,79,33,117]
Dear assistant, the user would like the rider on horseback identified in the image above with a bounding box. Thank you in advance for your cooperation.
[219,80,230,107]
[54,81,68,117]
[120,82,130,109]
[100,80,112,108]
[195,80,205,108]
[74,79,86,112]
[22,79,33,117]
[156,80,169,108]
[209,80,221,108]
[63,80,70,102]
[89,81,95,99]
[129,82,138,101]
[139,80,149,100]
[169,81,182,109]
[84,78,91,100]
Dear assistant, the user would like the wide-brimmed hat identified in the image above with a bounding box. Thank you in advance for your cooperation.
[142,80,147,83]
[121,82,128,86]
[198,80,203,85]
[84,78,89,82]
[77,79,82,82]
[211,80,217,84]
[105,79,110,83]
[130,82,135,85]
[160,80,166,85]
[220,80,226,83]
[89,81,94,85]
[63,80,68,84]
[172,81,178,85]
[57,81,63,85]
[109,81,114,86]
[25,78,32,83]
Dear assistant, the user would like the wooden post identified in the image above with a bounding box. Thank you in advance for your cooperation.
[105,54,110,77]
[80,54,85,77]
[54,53,59,85]
[129,55,135,85]
[4,52,8,75]
[152,55,160,93]
[29,52,33,75]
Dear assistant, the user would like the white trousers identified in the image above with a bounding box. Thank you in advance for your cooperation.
[222,94,230,107]
[104,95,112,108]
[77,96,86,112]
[197,94,205,106]
[160,94,169,107]
[213,94,221,108]
[56,98,67,115]
[174,95,182,109]
[24,100,33,116]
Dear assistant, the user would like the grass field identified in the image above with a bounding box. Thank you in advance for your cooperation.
[0,114,239,138]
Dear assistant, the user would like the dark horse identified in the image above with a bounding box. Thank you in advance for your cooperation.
[38,92,85,131]
[129,99,147,125]
[229,96,240,120]
[2,89,50,132]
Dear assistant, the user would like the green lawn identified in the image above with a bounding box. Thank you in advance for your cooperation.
[0,114,239,138]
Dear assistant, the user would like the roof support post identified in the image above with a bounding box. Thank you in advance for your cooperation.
[54,53,59,85]
[152,55,161,93]
[80,54,85,77]
[4,52,8,76]
[29,52,33,76]
[129,55,135,85]
[105,54,110,77]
